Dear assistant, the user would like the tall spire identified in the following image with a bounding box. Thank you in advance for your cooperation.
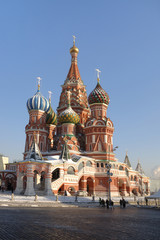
[124,152,131,168]
[65,36,81,82]
[135,160,144,174]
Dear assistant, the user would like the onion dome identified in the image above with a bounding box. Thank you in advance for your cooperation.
[70,44,79,54]
[46,104,57,125]
[27,89,50,113]
[59,90,80,124]
[59,106,80,124]
[88,82,110,106]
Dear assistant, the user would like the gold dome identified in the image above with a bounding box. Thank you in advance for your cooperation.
[70,44,79,54]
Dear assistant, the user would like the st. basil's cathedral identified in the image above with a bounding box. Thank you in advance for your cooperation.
[0,39,150,197]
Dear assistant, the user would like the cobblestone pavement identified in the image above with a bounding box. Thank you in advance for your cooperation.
[0,207,159,240]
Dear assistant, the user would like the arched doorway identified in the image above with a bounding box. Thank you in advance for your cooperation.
[132,188,138,196]
[40,171,45,190]
[119,179,124,196]
[67,186,75,195]
[23,175,27,191]
[33,170,41,190]
[5,174,16,191]
[86,177,94,196]
[52,168,60,181]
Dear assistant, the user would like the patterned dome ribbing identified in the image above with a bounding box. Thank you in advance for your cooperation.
[59,106,80,124]
[46,104,57,125]
[88,82,110,106]
[27,89,50,113]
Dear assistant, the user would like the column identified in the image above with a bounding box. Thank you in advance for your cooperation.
[14,165,24,194]
[45,165,54,196]
[14,173,24,194]
[24,165,35,196]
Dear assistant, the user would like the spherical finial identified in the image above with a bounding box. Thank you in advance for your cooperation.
[70,35,79,54]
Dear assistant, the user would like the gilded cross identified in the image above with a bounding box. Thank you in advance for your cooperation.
[72,35,76,45]
[37,77,42,90]
[96,69,101,82]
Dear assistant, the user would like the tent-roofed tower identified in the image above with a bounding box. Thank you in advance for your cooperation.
[124,152,131,168]
[57,37,89,125]
[136,160,144,175]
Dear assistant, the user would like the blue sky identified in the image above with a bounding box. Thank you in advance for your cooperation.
[0,0,160,176]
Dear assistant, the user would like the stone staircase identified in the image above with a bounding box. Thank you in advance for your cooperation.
[51,177,64,190]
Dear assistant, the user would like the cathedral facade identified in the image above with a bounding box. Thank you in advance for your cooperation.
[1,40,150,197]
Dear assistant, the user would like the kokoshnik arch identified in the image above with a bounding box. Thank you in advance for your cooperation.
[0,38,150,197]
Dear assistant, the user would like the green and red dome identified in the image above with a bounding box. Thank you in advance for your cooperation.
[58,106,80,125]
[46,104,57,125]
[88,82,110,106]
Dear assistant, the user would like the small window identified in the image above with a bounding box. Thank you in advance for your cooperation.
[86,161,92,167]
[101,163,104,168]
[67,166,75,175]
[119,165,123,170]
[97,163,99,168]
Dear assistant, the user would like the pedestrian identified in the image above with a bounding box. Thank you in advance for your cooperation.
[120,199,122,208]
[145,197,148,206]
[110,200,114,209]
[101,199,105,207]
[122,199,126,208]
[106,199,109,209]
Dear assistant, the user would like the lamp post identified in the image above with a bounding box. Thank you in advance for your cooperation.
[106,163,113,202]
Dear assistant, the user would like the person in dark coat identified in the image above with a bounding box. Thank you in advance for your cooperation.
[122,199,126,208]
[101,199,105,207]
[106,199,109,209]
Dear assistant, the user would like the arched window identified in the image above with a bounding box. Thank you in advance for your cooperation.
[131,175,133,181]
[41,142,43,151]
[78,162,84,172]
[89,144,92,151]
[101,163,104,168]
[52,168,60,181]
[98,142,102,151]
[125,168,129,177]
[86,161,92,167]
[134,176,137,181]
[67,166,75,175]
[97,163,99,168]
[119,165,123,170]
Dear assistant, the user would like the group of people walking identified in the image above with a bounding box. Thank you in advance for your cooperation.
[99,198,114,209]
[99,198,127,208]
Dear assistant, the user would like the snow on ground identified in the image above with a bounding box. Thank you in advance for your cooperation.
[0,192,143,203]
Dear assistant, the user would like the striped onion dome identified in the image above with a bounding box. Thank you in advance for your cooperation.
[88,82,110,106]
[59,106,80,125]
[27,89,50,113]
[46,104,57,125]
